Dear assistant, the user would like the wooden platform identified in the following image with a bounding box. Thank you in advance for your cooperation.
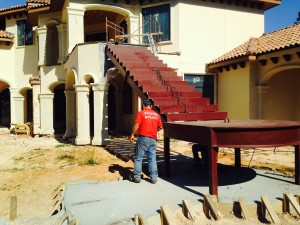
[10,123,32,135]
[163,120,300,196]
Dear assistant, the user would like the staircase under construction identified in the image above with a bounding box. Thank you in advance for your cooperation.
[106,43,227,122]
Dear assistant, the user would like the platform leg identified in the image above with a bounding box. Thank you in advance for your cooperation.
[209,146,218,196]
[295,144,300,184]
[164,137,170,177]
[235,148,241,168]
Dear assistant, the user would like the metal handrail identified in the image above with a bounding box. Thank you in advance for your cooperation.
[105,16,163,45]
[153,69,187,113]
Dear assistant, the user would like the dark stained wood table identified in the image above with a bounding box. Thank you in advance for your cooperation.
[163,120,300,196]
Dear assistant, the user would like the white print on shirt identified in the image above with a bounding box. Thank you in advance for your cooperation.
[144,116,158,119]
[143,111,159,120]
[144,111,157,115]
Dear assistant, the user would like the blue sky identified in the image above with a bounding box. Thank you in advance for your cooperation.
[265,0,299,33]
[0,0,299,33]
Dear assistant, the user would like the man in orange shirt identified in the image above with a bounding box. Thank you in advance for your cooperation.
[130,99,163,184]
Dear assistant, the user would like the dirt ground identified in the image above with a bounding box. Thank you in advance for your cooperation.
[0,128,298,224]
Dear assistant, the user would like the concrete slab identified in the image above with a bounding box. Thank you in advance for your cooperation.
[63,161,299,225]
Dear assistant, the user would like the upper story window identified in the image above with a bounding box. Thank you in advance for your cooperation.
[142,4,170,43]
[17,19,33,46]
[0,18,5,30]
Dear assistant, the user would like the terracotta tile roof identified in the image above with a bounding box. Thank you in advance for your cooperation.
[27,0,51,10]
[0,0,51,13]
[27,0,51,3]
[0,30,14,38]
[0,4,26,13]
[0,30,14,42]
[208,23,300,65]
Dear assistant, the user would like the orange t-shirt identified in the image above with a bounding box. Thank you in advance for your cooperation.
[135,109,162,140]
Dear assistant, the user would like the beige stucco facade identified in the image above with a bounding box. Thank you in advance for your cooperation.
[0,0,282,145]
[214,50,300,121]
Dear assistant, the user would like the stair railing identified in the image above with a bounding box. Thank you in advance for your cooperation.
[106,17,126,42]
[105,17,162,50]
[153,69,187,113]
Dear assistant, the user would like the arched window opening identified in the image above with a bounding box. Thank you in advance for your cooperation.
[53,84,66,135]
[0,88,11,127]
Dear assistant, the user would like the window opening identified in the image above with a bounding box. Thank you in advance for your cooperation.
[142,4,170,43]
[17,19,33,46]
[184,74,214,104]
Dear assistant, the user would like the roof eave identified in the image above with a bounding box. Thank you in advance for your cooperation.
[0,8,26,16]
[256,46,300,60]
[0,37,14,42]
[262,0,281,10]
[28,6,51,13]
[207,56,252,70]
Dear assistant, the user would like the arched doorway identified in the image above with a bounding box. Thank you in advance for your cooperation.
[53,84,66,134]
[46,21,59,65]
[0,88,11,127]
[108,84,116,133]
[266,68,300,121]
[65,70,77,138]
[25,89,33,123]
[84,9,128,43]
[86,77,95,137]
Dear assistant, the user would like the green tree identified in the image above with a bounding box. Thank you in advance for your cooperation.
[295,12,300,24]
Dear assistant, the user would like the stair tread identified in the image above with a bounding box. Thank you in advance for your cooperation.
[107,44,227,122]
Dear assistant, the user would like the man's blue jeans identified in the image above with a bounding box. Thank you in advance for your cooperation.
[133,136,158,181]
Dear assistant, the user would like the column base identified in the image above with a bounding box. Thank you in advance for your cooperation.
[39,129,54,135]
[92,136,110,146]
[75,137,90,145]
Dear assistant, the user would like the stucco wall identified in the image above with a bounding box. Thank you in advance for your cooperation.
[0,18,39,92]
[15,44,39,91]
[0,44,14,88]
[218,66,251,119]
[157,0,264,75]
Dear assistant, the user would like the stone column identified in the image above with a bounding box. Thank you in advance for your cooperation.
[37,26,47,66]
[257,85,269,119]
[74,84,90,145]
[126,15,139,44]
[64,90,76,138]
[91,83,109,146]
[30,78,41,136]
[67,7,85,54]
[14,96,25,124]
[57,24,67,64]
[39,93,54,135]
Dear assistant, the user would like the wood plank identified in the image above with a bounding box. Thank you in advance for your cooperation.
[160,205,176,225]
[51,183,65,199]
[49,198,63,216]
[261,196,281,224]
[283,193,300,216]
[69,219,77,225]
[182,199,196,221]
[134,214,148,225]
[238,197,251,220]
[296,194,300,205]
[55,211,70,225]
[203,194,222,220]
[10,196,17,221]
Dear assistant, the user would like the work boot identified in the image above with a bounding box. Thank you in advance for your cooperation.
[150,178,157,184]
[129,175,141,183]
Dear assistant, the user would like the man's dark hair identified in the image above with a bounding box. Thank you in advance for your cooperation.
[143,99,153,106]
